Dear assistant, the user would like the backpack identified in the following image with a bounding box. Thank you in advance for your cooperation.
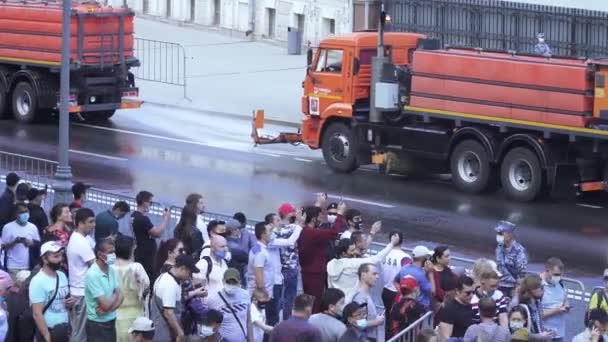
[586,288,607,325]
[200,256,213,281]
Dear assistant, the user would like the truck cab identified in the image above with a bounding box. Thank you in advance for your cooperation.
[300,33,424,149]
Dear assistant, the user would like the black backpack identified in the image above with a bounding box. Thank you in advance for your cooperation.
[586,288,607,326]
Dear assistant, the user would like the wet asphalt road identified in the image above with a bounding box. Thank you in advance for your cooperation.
[0,104,607,280]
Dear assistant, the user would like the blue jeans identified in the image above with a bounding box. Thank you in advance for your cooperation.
[266,284,283,326]
[282,268,299,320]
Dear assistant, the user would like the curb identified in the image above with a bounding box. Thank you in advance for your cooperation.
[142,100,301,128]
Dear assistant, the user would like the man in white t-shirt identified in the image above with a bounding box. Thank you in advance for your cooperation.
[194,235,228,297]
[66,208,96,342]
[1,203,40,278]
[150,254,200,342]
[380,232,412,316]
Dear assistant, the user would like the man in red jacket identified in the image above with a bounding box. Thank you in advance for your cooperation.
[298,202,346,313]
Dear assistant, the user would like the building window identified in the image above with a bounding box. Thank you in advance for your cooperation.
[267,8,276,38]
[322,18,335,37]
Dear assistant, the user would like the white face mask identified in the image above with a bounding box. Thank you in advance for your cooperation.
[224,285,239,296]
[496,235,505,245]
[510,321,524,331]
[327,214,337,224]
[199,325,214,337]
[552,276,562,284]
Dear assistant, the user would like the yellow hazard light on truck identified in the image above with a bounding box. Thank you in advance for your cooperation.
[597,88,606,98]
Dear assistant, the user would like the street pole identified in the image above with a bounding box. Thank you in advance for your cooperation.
[369,2,388,123]
[54,0,73,204]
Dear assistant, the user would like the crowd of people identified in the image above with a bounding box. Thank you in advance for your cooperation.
[0,172,605,342]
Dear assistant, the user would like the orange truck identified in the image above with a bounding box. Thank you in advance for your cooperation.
[253,12,608,202]
[0,0,140,123]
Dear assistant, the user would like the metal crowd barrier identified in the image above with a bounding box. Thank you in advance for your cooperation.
[133,37,189,99]
[387,311,433,342]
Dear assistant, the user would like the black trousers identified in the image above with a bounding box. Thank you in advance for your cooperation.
[85,319,116,342]
[382,288,398,339]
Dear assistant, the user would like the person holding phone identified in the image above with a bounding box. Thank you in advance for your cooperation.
[540,257,570,341]
[573,309,608,342]
[1,203,40,278]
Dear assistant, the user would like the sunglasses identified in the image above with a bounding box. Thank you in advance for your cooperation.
[464,290,474,295]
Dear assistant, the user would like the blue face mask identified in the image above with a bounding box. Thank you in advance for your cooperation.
[105,253,116,266]
[215,250,227,260]
[17,213,29,224]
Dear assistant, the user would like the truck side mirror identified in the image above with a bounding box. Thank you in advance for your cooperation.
[353,58,360,75]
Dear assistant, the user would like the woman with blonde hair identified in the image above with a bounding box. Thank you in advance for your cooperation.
[113,235,150,342]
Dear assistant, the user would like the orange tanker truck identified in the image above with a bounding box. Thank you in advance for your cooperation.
[253,11,608,202]
[0,0,140,123]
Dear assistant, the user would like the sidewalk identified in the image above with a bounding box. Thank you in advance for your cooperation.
[134,18,306,124]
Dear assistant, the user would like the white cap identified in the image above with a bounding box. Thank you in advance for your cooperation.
[128,317,155,333]
[412,245,432,258]
[15,270,30,284]
[40,241,63,256]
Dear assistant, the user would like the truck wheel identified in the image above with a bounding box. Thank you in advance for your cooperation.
[82,110,116,122]
[11,82,37,124]
[500,147,544,202]
[450,140,494,193]
[322,122,358,173]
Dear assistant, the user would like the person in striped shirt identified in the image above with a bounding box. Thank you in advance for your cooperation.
[471,270,509,328]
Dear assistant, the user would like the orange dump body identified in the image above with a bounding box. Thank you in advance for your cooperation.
[0,1,134,67]
[409,49,594,128]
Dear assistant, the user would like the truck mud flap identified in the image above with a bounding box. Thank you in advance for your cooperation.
[550,164,579,199]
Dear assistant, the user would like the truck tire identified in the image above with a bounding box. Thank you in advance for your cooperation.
[450,140,494,194]
[11,82,37,124]
[322,122,359,173]
[82,110,116,122]
[500,147,544,202]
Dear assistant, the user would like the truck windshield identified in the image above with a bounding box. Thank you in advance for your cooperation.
[315,49,343,73]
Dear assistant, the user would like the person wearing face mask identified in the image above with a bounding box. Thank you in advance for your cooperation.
[249,288,273,342]
[1,203,40,278]
[495,221,528,299]
[588,269,608,324]
[206,268,249,342]
[199,309,228,342]
[540,257,569,341]
[340,209,362,240]
[84,238,124,342]
[509,305,530,341]
[30,241,73,342]
[194,235,229,297]
[338,302,368,342]
[299,203,345,314]
[574,309,608,342]
[309,288,347,342]
[388,276,426,339]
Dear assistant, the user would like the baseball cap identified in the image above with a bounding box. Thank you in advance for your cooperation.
[342,302,366,319]
[412,246,432,258]
[27,187,47,201]
[223,268,241,283]
[399,275,419,291]
[494,220,516,234]
[40,241,64,256]
[128,316,155,333]
[225,218,241,231]
[327,202,338,211]
[175,254,200,273]
[278,203,296,217]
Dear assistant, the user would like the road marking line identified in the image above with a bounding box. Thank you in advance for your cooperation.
[69,149,128,161]
[317,192,395,208]
[576,203,603,209]
[255,152,280,157]
[294,158,312,163]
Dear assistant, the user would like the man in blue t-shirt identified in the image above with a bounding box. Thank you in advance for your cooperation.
[30,241,74,342]
[393,245,435,308]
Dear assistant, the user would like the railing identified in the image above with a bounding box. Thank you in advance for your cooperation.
[133,37,189,99]
[385,0,608,58]
[387,311,434,342]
